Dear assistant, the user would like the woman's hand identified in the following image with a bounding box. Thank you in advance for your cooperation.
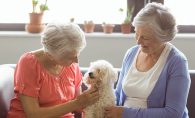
[105,106,125,118]
[18,87,98,118]
[75,87,99,108]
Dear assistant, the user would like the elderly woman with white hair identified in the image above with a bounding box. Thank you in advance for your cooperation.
[7,21,99,118]
[105,2,190,118]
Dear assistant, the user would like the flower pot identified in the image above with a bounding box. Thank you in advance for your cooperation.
[121,23,131,34]
[102,25,115,33]
[25,23,46,33]
[84,24,95,33]
[29,13,44,25]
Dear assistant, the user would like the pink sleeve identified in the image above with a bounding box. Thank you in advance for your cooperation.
[74,63,83,91]
[14,53,42,98]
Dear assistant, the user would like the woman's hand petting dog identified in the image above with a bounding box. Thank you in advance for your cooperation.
[75,87,99,108]
[105,106,125,118]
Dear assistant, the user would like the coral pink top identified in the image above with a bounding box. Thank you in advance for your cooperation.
[7,52,83,118]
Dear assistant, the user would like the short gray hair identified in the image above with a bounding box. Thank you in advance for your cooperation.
[41,20,86,59]
[132,2,178,42]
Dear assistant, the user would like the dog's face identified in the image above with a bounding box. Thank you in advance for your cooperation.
[83,60,118,88]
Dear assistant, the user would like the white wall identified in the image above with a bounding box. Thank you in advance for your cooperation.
[0,32,195,69]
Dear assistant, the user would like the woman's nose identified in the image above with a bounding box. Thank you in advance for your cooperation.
[136,36,142,45]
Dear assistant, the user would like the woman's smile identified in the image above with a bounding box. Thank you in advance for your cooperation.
[141,45,148,48]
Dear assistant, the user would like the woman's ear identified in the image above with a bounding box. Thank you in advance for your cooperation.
[46,52,54,60]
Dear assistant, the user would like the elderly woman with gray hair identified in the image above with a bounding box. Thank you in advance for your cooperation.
[7,21,99,118]
[105,2,190,118]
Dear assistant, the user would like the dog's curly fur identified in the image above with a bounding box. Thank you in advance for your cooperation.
[82,60,118,118]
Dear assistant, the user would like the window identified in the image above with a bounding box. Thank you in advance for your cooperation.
[0,0,195,33]
[163,0,195,33]
[164,0,195,25]
[0,0,126,24]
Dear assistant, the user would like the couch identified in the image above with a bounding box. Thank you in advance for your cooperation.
[0,64,194,118]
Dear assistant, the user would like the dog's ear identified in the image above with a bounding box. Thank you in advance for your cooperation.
[95,79,102,88]
[97,68,100,73]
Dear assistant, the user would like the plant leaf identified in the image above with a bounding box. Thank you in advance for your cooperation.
[119,8,124,13]
[123,5,135,24]
[102,22,106,25]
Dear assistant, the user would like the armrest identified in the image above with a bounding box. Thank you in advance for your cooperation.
[0,65,15,118]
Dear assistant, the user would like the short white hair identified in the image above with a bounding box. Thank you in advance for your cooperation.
[132,2,178,42]
[41,20,86,59]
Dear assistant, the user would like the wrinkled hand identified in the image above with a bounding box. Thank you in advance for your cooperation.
[75,87,99,108]
[105,106,125,118]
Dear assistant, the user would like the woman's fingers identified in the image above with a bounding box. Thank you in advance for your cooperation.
[87,87,98,94]
[76,87,99,108]
[105,106,112,116]
[86,88,99,103]
[90,92,99,102]
[105,106,112,111]
[105,107,113,118]
[104,106,125,118]
[85,87,99,101]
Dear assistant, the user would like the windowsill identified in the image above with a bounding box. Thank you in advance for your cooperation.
[0,31,135,39]
[0,31,195,39]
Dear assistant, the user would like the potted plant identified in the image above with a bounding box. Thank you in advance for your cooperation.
[102,22,115,34]
[120,5,135,34]
[84,20,95,33]
[25,0,49,33]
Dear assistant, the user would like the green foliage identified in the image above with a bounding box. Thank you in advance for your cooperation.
[119,8,124,13]
[33,0,38,4]
[40,5,49,13]
[102,22,113,26]
[32,0,49,13]
[32,0,38,13]
[102,22,106,25]
[123,5,135,24]
[40,0,49,13]
[70,18,74,23]
[123,17,131,24]
[84,20,94,24]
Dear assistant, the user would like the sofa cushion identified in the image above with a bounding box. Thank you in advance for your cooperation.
[0,66,15,118]
[0,65,195,118]
[187,70,195,118]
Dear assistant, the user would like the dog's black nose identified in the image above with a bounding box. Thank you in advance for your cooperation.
[89,72,95,79]
[89,72,92,76]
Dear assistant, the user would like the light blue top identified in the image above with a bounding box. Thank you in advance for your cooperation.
[115,44,191,118]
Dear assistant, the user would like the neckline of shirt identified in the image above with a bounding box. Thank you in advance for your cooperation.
[29,52,66,78]
[133,42,171,75]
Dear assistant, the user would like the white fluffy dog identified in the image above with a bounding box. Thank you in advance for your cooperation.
[82,60,118,118]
